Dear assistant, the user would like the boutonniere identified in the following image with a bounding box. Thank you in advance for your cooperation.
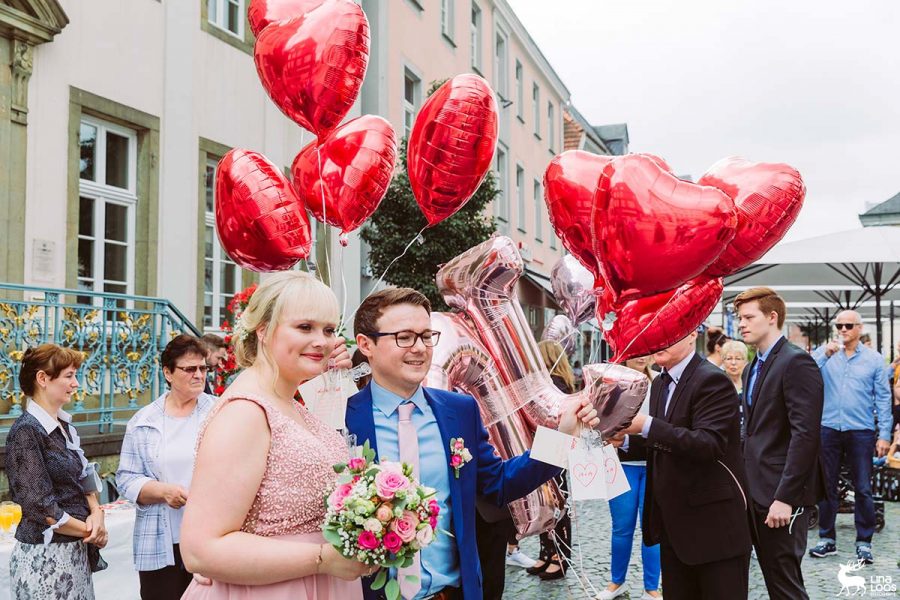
[449,437,473,478]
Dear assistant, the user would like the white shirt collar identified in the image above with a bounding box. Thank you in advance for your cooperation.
[665,351,696,385]
[26,400,72,435]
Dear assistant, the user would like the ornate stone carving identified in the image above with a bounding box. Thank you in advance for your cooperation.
[11,39,33,124]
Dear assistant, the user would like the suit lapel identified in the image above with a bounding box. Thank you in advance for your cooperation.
[664,354,702,421]
[346,384,380,461]
[747,337,785,422]
[422,388,460,483]
[650,376,666,419]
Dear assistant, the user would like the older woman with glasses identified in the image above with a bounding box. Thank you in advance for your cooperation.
[116,334,217,600]
[721,340,750,436]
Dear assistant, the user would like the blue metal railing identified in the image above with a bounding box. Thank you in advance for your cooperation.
[0,283,201,437]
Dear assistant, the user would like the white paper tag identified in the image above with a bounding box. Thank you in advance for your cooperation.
[567,439,607,501]
[601,444,631,500]
[298,369,355,430]
[530,426,578,468]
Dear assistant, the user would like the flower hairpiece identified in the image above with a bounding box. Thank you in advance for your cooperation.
[232,317,250,342]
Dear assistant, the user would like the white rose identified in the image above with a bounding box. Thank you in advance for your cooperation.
[415,524,434,547]
[364,518,383,533]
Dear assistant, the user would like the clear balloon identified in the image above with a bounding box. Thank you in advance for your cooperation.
[292,115,397,237]
[541,314,576,355]
[543,151,613,278]
[215,149,312,272]
[600,277,724,362]
[407,74,499,226]
[698,157,805,277]
[550,255,597,326]
[591,154,737,302]
[253,0,369,138]
[247,0,325,37]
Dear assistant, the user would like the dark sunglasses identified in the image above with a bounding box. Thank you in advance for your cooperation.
[835,323,859,330]
[174,365,209,375]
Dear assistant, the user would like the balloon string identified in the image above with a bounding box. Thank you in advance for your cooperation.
[314,144,333,286]
[612,292,679,362]
[344,224,428,327]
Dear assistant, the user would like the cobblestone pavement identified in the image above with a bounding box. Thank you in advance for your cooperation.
[504,500,900,599]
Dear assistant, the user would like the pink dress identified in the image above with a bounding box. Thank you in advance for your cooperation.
[181,395,362,600]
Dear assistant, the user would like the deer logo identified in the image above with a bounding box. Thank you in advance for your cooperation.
[836,559,867,597]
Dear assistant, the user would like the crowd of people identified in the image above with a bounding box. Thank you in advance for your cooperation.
[4,279,898,600]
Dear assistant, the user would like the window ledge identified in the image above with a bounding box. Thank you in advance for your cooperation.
[201,18,253,56]
[517,226,527,234]
[405,0,424,11]
[442,33,457,48]
[472,65,483,76]
[517,115,525,124]
[534,133,542,141]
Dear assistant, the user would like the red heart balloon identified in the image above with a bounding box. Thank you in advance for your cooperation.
[407,74,499,226]
[698,157,805,277]
[247,0,325,37]
[543,151,612,278]
[215,149,312,272]
[591,154,737,302]
[601,277,724,362]
[292,115,397,240]
[254,0,369,138]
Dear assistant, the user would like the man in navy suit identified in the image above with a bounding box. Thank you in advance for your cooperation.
[346,287,598,600]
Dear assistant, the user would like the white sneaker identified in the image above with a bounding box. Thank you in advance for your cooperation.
[505,549,537,568]
[596,585,628,600]
[641,592,663,600]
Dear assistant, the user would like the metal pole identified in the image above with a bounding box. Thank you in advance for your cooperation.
[891,300,895,362]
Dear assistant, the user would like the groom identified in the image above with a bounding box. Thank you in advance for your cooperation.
[347,287,598,600]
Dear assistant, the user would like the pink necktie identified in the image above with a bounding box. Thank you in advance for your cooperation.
[397,402,421,599]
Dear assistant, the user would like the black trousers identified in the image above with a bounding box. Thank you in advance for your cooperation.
[138,544,194,600]
[475,512,514,600]
[659,534,749,600]
[750,501,811,600]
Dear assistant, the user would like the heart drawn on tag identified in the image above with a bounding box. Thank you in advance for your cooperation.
[604,458,618,484]
[573,463,599,487]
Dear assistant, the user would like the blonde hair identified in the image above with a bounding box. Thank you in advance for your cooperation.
[721,340,749,360]
[624,356,654,381]
[233,271,340,369]
[538,340,575,393]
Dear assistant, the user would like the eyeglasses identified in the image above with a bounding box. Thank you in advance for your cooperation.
[835,323,859,330]
[365,330,441,348]
[174,365,209,375]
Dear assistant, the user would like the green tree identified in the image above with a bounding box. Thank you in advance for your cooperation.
[361,138,499,311]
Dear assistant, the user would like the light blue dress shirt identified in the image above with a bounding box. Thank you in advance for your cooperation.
[640,351,695,437]
[371,380,461,598]
[811,343,893,441]
[745,336,780,407]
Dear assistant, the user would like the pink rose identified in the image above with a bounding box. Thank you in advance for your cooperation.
[454,440,464,450]
[348,457,367,472]
[429,515,438,529]
[415,524,434,547]
[358,531,379,550]
[374,466,410,500]
[428,499,440,516]
[450,455,462,467]
[390,510,420,543]
[375,503,394,523]
[327,483,353,511]
[383,531,403,553]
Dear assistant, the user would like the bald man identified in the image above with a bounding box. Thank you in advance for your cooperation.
[810,310,892,564]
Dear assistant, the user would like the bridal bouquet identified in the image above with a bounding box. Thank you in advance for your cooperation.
[322,441,441,600]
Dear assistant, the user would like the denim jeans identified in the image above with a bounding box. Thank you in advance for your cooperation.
[608,463,661,590]
[817,427,876,543]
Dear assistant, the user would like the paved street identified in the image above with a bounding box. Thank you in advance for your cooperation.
[505,499,900,599]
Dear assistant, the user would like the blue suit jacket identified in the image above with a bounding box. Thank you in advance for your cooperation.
[346,383,561,600]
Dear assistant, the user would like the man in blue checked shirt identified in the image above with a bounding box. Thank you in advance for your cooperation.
[809,310,892,565]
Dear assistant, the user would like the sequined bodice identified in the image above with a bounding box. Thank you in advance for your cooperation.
[199,394,347,536]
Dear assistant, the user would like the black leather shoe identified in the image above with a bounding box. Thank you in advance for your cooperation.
[526,560,550,576]
[538,560,566,581]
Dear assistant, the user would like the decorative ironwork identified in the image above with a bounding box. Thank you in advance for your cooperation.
[0,283,201,437]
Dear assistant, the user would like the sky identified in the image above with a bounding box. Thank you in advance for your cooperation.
[507,0,900,241]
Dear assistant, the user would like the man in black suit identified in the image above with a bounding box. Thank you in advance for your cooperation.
[734,287,824,600]
[622,331,751,599]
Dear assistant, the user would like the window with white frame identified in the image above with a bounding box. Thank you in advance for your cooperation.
[548,102,556,152]
[441,0,455,41]
[516,165,526,231]
[208,0,244,38]
[533,83,541,137]
[495,145,509,225]
[403,68,421,140]
[534,179,544,242]
[203,158,243,329]
[515,61,524,120]
[77,117,137,307]
[470,3,482,71]
[494,30,508,99]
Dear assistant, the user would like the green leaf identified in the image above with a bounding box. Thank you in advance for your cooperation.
[404,574,420,584]
[370,568,387,590]
[333,463,346,474]
[321,528,342,548]
[385,578,401,600]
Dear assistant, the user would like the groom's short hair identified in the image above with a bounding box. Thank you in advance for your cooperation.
[354,288,432,337]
